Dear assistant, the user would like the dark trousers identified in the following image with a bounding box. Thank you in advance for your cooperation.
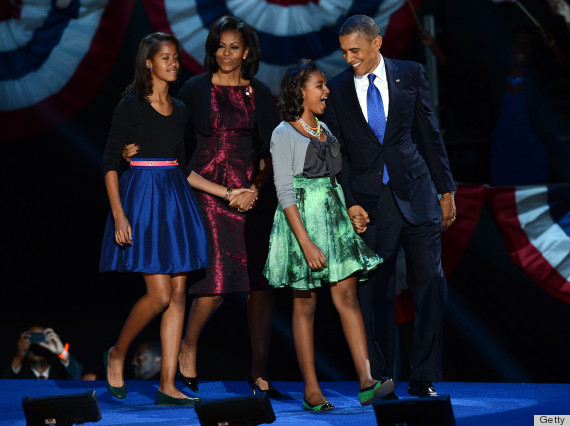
[359,184,447,382]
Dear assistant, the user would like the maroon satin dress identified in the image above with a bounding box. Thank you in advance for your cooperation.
[188,84,268,294]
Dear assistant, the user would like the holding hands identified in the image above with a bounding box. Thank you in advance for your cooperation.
[122,143,259,214]
[225,187,257,211]
[348,205,370,234]
[229,186,258,212]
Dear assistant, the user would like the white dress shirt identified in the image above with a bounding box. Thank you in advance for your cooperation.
[12,363,51,378]
[354,55,389,123]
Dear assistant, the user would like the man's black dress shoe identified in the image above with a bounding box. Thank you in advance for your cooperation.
[408,381,439,397]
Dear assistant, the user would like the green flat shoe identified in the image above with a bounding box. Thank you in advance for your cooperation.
[359,379,395,406]
[302,399,334,411]
[156,390,201,405]
[103,348,126,399]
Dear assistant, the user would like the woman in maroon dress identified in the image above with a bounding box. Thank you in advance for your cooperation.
[176,16,279,396]
[124,18,277,395]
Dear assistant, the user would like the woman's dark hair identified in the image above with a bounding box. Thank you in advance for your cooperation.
[124,32,182,100]
[204,15,261,79]
[279,59,319,122]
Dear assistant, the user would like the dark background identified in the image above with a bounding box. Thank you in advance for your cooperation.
[2,0,570,383]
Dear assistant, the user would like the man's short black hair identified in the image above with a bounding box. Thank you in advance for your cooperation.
[339,14,380,41]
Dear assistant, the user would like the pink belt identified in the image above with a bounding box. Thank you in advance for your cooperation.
[130,159,178,167]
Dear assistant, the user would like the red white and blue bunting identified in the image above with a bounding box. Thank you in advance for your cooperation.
[0,0,135,140]
[142,0,411,94]
[489,186,570,304]
[442,184,570,305]
[1,0,419,139]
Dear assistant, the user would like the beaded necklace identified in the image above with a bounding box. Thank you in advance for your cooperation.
[297,116,322,138]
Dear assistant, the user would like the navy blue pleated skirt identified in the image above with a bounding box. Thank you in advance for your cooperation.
[100,159,209,274]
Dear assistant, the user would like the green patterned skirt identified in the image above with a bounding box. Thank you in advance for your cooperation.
[263,176,382,289]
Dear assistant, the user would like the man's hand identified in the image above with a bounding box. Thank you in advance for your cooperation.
[12,331,32,371]
[16,332,32,361]
[39,328,64,355]
[440,192,456,231]
[348,205,370,234]
[39,328,69,363]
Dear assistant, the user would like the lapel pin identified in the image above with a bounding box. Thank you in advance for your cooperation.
[395,79,400,83]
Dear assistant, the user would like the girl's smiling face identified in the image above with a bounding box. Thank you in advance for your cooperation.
[146,40,179,83]
[301,70,330,117]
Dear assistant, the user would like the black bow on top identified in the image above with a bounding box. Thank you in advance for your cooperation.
[309,134,342,187]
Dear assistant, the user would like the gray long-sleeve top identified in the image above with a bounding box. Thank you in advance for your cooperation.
[270,121,341,209]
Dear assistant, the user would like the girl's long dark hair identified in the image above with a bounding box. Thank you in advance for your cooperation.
[123,32,182,101]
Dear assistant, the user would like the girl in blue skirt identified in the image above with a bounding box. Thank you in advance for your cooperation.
[264,59,394,410]
[99,33,251,405]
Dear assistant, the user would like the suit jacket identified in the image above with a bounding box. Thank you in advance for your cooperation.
[323,58,455,225]
[3,355,83,380]
[176,73,276,164]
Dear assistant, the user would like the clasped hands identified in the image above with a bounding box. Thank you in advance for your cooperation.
[121,143,258,214]
[228,187,258,213]
[347,191,457,234]
[348,205,370,234]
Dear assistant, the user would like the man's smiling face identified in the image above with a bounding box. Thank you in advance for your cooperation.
[339,32,382,76]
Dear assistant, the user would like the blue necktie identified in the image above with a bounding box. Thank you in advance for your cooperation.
[367,74,389,185]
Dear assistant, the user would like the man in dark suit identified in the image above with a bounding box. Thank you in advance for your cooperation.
[3,326,83,380]
[322,14,456,398]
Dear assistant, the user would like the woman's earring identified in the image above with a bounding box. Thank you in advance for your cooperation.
[148,66,151,70]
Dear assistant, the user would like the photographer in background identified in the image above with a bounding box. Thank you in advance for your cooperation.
[3,326,83,380]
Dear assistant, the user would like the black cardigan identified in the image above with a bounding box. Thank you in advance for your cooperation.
[176,72,276,163]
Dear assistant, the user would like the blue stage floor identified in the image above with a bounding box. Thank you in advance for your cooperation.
[1,379,568,425]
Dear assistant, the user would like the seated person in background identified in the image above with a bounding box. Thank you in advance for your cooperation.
[3,326,83,380]
[131,339,161,380]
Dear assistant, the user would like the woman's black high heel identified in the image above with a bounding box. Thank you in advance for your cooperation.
[178,354,198,393]
[247,375,282,398]
[178,367,198,393]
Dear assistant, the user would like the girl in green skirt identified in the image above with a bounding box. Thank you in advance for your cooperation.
[263,59,394,411]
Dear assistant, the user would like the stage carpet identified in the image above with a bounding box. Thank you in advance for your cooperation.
[1,379,568,425]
